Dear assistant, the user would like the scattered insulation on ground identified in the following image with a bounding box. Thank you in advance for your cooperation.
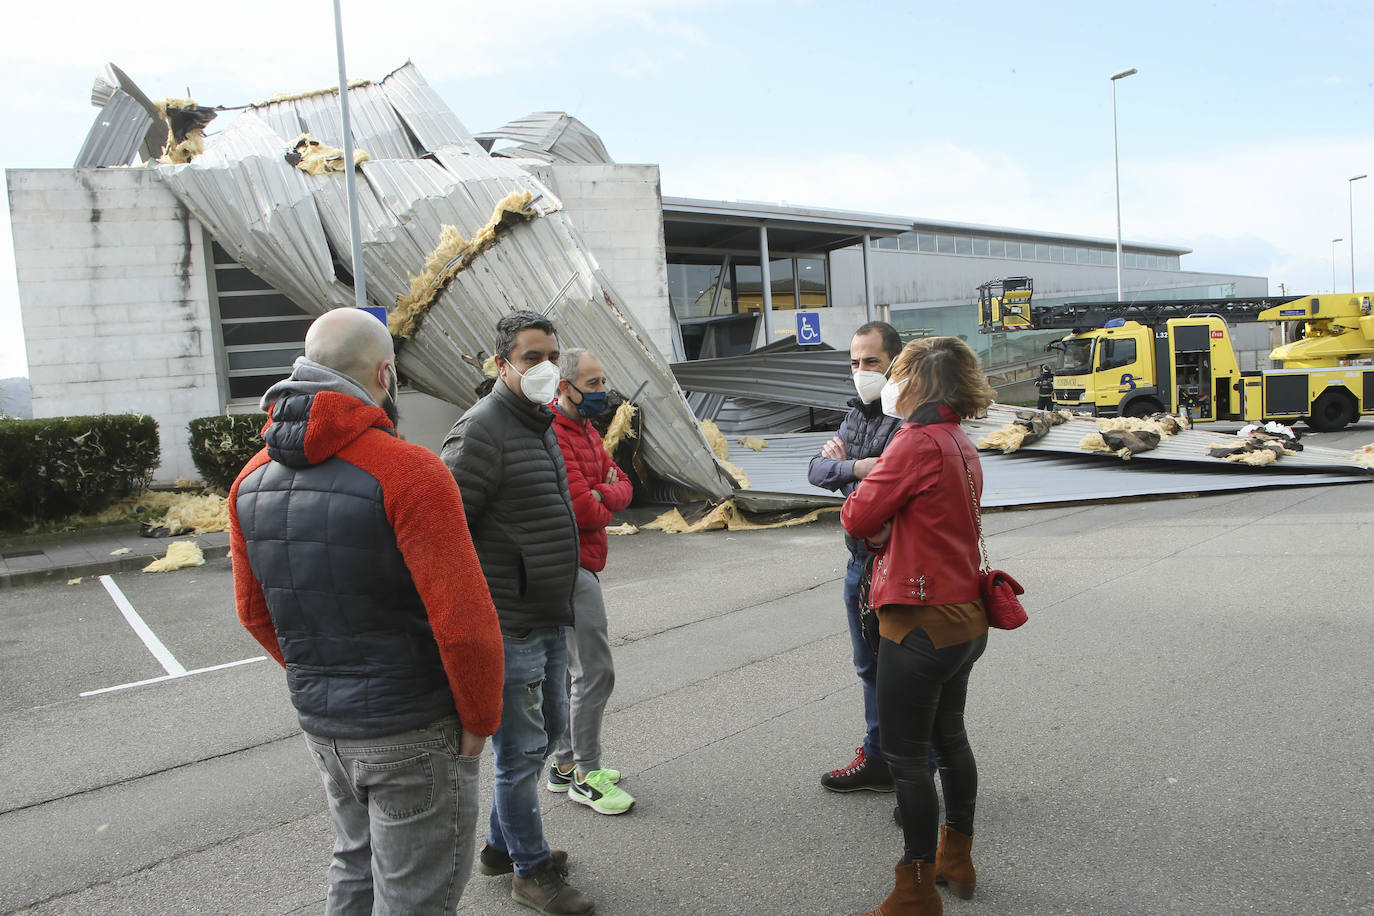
[699,419,750,488]
[1354,443,1374,468]
[1208,438,1294,465]
[285,134,370,174]
[978,408,1069,454]
[67,578,82,585]
[602,403,638,455]
[644,499,839,534]
[1098,414,1187,437]
[1102,429,1161,455]
[150,493,230,534]
[143,541,205,573]
[389,190,538,338]
[606,523,639,535]
[109,547,131,556]
[156,99,217,164]
[739,436,768,452]
[1080,432,1133,460]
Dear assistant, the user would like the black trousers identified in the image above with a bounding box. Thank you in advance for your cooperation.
[877,628,988,863]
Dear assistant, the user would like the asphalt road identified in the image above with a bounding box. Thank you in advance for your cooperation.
[2,425,1373,915]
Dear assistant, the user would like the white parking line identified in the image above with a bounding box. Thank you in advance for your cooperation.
[85,574,267,697]
[99,575,187,676]
[80,657,267,697]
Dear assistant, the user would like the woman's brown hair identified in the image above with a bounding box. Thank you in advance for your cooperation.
[890,336,995,419]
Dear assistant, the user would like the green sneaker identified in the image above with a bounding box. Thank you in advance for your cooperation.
[568,768,635,815]
[548,764,621,794]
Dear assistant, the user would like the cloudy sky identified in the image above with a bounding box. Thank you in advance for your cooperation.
[1,0,1371,378]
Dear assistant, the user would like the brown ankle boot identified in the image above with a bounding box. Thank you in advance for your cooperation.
[934,824,976,899]
[858,860,942,915]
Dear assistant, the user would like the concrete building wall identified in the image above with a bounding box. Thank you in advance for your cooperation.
[8,168,221,483]
[536,164,675,361]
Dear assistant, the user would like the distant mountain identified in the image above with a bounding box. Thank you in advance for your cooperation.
[0,377,32,419]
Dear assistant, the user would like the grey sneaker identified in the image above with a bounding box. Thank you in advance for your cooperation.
[511,860,595,915]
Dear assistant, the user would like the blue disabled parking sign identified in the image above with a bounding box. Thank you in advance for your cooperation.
[796,311,822,345]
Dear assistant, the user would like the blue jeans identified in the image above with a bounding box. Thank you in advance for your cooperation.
[304,715,481,915]
[844,553,883,762]
[487,627,569,878]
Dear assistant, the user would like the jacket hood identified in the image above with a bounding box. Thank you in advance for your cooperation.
[261,357,394,468]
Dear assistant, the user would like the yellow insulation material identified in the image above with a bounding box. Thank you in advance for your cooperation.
[1079,433,1131,460]
[1220,448,1278,466]
[739,436,768,452]
[1098,415,1185,437]
[602,403,638,455]
[1354,443,1374,468]
[606,523,639,536]
[155,99,209,165]
[979,425,1029,454]
[289,133,370,175]
[644,500,840,534]
[254,79,371,106]
[699,419,729,461]
[143,541,205,573]
[155,493,230,534]
[389,191,538,338]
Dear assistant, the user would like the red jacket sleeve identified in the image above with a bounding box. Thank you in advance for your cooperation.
[228,452,286,666]
[374,438,506,736]
[840,427,923,540]
[592,427,633,513]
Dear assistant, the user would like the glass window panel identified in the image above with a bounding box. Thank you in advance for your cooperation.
[215,267,276,293]
[878,237,899,250]
[937,235,956,253]
[227,347,305,371]
[1090,249,1103,265]
[955,236,972,255]
[733,263,762,313]
[988,240,1004,257]
[221,318,314,347]
[917,233,936,252]
[1077,248,1091,264]
[229,374,289,401]
[770,258,796,311]
[667,261,727,319]
[796,257,827,308]
[1034,244,1050,260]
[1103,250,1116,266]
[972,238,989,256]
[1050,246,1064,262]
[216,292,310,321]
[899,232,920,251]
[1020,243,1036,258]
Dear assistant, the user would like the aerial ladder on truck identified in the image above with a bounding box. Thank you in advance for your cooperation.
[976,279,1374,429]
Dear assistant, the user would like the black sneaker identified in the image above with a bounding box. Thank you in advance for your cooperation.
[511,860,594,915]
[820,747,895,793]
[478,844,569,877]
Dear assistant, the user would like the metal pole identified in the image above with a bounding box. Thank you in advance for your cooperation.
[1350,175,1366,293]
[861,232,875,322]
[1332,238,1343,294]
[759,225,774,343]
[333,0,367,310]
[1110,68,1137,302]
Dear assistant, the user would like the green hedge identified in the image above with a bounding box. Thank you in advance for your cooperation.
[0,414,160,527]
[188,414,267,491]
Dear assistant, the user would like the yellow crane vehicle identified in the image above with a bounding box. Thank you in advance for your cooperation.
[976,278,1374,431]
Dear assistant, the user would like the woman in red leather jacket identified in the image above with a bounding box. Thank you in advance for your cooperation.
[841,336,996,916]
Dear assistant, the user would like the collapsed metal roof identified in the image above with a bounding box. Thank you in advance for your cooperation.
[100,62,734,499]
[475,112,613,165]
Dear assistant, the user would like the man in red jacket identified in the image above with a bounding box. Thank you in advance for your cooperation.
[545,347,637,815]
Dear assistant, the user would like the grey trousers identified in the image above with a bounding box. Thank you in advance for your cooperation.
[304,715,481,915]
[552,566,615,774]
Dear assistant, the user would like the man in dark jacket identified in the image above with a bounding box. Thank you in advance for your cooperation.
[442,311,592,916]
[808,321,904,793]
[230,307,505,914]
[546,348,636,816]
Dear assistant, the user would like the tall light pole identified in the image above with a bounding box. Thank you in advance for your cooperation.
[1350,174,1366,293]
[1332,238,1344,294]
[1111,67,1138,301]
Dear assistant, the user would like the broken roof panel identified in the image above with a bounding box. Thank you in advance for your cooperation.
[672,349,854,410]
[75,90,157,168]
[476,112,612,164]
[380,65,488,157]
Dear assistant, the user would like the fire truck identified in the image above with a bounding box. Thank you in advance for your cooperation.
[977,278,1374,430]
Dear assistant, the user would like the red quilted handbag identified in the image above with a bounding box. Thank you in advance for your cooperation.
[980,569,1027,630]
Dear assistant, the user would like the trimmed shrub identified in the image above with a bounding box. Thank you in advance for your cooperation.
[0,414,160,528]
[188,414,268,491]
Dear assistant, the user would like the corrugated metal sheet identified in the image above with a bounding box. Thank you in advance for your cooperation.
[711,397,845,436]
[152,66,732,499]
[476,112,612,164]
[381,65,488,157]
[728,428,1372,512]
[75,90,157,168]
[672,349,854,409]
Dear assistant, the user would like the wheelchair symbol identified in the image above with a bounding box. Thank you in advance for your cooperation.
[797,312,822,344]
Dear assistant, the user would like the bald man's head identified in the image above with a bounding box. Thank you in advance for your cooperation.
[304,308,395,391]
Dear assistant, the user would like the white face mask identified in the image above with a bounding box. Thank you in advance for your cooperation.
[880,377,908,419]
[853,369,887,404]
[511,359,561,405]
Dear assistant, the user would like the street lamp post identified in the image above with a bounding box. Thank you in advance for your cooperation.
[1111,67,1138,301]
[1350,175,1366,293]
[1332,238,1344,294]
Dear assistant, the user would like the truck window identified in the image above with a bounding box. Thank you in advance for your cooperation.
[1057,339,1094,375]
[1099,338,1137,370]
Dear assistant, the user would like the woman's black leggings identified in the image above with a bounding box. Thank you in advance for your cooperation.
[877,628,988,863]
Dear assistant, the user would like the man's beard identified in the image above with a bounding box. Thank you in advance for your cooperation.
[383,394,401,427]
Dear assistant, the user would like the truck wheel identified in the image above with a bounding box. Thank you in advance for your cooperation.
[1305,391,1355,432]
[1123,399,1163,418]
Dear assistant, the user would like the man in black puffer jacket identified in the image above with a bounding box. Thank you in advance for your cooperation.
[808,321,904,794]
[442,310,591,916]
